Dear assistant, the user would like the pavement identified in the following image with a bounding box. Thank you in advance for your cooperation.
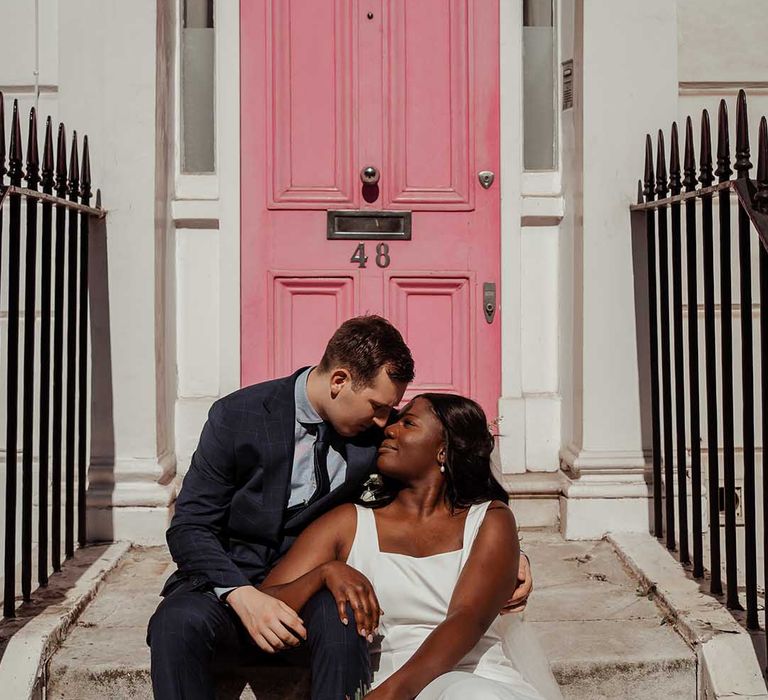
[44,532,699,699]
[0,542,130,700]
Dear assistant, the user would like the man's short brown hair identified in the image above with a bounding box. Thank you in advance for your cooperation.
[318,315,415,387]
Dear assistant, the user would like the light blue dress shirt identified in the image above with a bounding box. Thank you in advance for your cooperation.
[288,366,348,507]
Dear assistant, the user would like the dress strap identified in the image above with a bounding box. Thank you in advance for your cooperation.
[347,505,380,572]
[459,501,493,568]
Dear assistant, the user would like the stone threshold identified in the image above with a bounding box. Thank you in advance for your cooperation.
[609,532,768,699]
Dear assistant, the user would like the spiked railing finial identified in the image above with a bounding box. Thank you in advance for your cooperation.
[68,130,79,199]
[683,116,697,193]
[55,123,67,196]
[80,135,92,203]
[755,116,768,214]
[699,109,714,187]
[25,107,40,190]
[669,122,682,195]
[734,89,751,179]
[41,116,54,194]
[8,99,24,185]
[643,134,655,202]
[656,130,668,198]
[715,99,732,182]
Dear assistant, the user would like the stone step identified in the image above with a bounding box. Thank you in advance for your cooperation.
[46,534,697,700]
[503,472,563,529]
[526,533,696,699]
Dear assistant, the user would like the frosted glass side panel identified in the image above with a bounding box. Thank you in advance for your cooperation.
[181,0,215,173]
[523,26,556,171]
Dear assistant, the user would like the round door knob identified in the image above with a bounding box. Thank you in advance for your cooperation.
[360,166,380,185]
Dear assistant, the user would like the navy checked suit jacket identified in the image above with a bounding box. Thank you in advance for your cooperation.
[162,368,382,595]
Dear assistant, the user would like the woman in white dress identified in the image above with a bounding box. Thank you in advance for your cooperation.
[260,393,560,699]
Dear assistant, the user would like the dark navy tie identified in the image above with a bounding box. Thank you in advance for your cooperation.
[309,422,331,504]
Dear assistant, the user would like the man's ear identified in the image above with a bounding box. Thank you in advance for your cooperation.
[329,368,351,398]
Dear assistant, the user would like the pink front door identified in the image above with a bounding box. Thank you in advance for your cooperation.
[240,0,501,421]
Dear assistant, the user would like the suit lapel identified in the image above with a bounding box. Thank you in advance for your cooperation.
[260,368,307,518]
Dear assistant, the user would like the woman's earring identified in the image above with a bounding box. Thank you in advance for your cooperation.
[439,463,446,474]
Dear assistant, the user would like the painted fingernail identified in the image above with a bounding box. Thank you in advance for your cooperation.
[367,634,374,643]
[342,618,349,625]
[361,628,367,637]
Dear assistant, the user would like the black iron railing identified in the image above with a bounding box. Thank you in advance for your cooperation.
[0,95,104,618]
[631,90,768,638]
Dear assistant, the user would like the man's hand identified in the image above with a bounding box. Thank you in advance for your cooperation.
[227,585,307,653]
[501,552,533,614]
[321,561,382,641]
[362,684,406,700]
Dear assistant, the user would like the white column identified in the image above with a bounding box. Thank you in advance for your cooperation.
[58,0,175,543]
[560,0,679,538]
[497,0,526,474]
[174,0,241,477]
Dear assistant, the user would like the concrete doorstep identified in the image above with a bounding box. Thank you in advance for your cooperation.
[12,530,762,699]
[42,532,701,700]
[609,532,768,700]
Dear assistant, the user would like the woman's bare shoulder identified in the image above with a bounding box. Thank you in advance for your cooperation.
[487,498,512,512]
[306,501,358,533]
[480,500,517,536]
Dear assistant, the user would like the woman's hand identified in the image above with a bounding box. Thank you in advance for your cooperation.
[227,585,307,652]
[321,561,382,640]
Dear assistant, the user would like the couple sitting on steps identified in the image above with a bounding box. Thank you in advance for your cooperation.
[147,315,561,699]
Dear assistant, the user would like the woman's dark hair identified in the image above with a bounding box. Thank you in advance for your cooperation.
[418,393,507,510]
[318,315,415,387]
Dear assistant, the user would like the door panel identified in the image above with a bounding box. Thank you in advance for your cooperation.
[270,274,358,377]
[385,276,472,403]
[242,0,501,420]
[268,0,356,207]
[386,0,472,208]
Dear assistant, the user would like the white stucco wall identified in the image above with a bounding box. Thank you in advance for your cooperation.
[559,0,679,538]
[12,1,761,546]
[57,0,175,542]
[0,1,175,545]
[498,0,562,477]
[173,0,240,477]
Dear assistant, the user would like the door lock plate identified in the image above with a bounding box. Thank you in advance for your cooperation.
[478,171,495,189]
[483,282,496,324]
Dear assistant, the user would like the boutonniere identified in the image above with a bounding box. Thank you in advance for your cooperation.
[348,681,371,699]
[359,473,387,504]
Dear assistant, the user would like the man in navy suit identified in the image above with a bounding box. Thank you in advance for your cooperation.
[147,316,532,699]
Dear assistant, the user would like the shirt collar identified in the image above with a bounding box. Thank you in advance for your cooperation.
[294,366,324,426]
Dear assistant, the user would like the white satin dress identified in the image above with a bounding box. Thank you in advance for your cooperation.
[346,502,562,700]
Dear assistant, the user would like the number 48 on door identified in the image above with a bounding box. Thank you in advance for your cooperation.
[350,242,391,269]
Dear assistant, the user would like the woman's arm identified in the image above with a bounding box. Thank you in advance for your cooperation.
[259,503,353,605]
[373,502,519,699]
[260,503,382,638]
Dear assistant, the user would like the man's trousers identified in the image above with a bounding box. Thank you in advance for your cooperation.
[147,583,371,700]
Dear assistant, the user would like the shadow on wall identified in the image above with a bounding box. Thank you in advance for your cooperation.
[86,212,115,543]
[630,206,657,531]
